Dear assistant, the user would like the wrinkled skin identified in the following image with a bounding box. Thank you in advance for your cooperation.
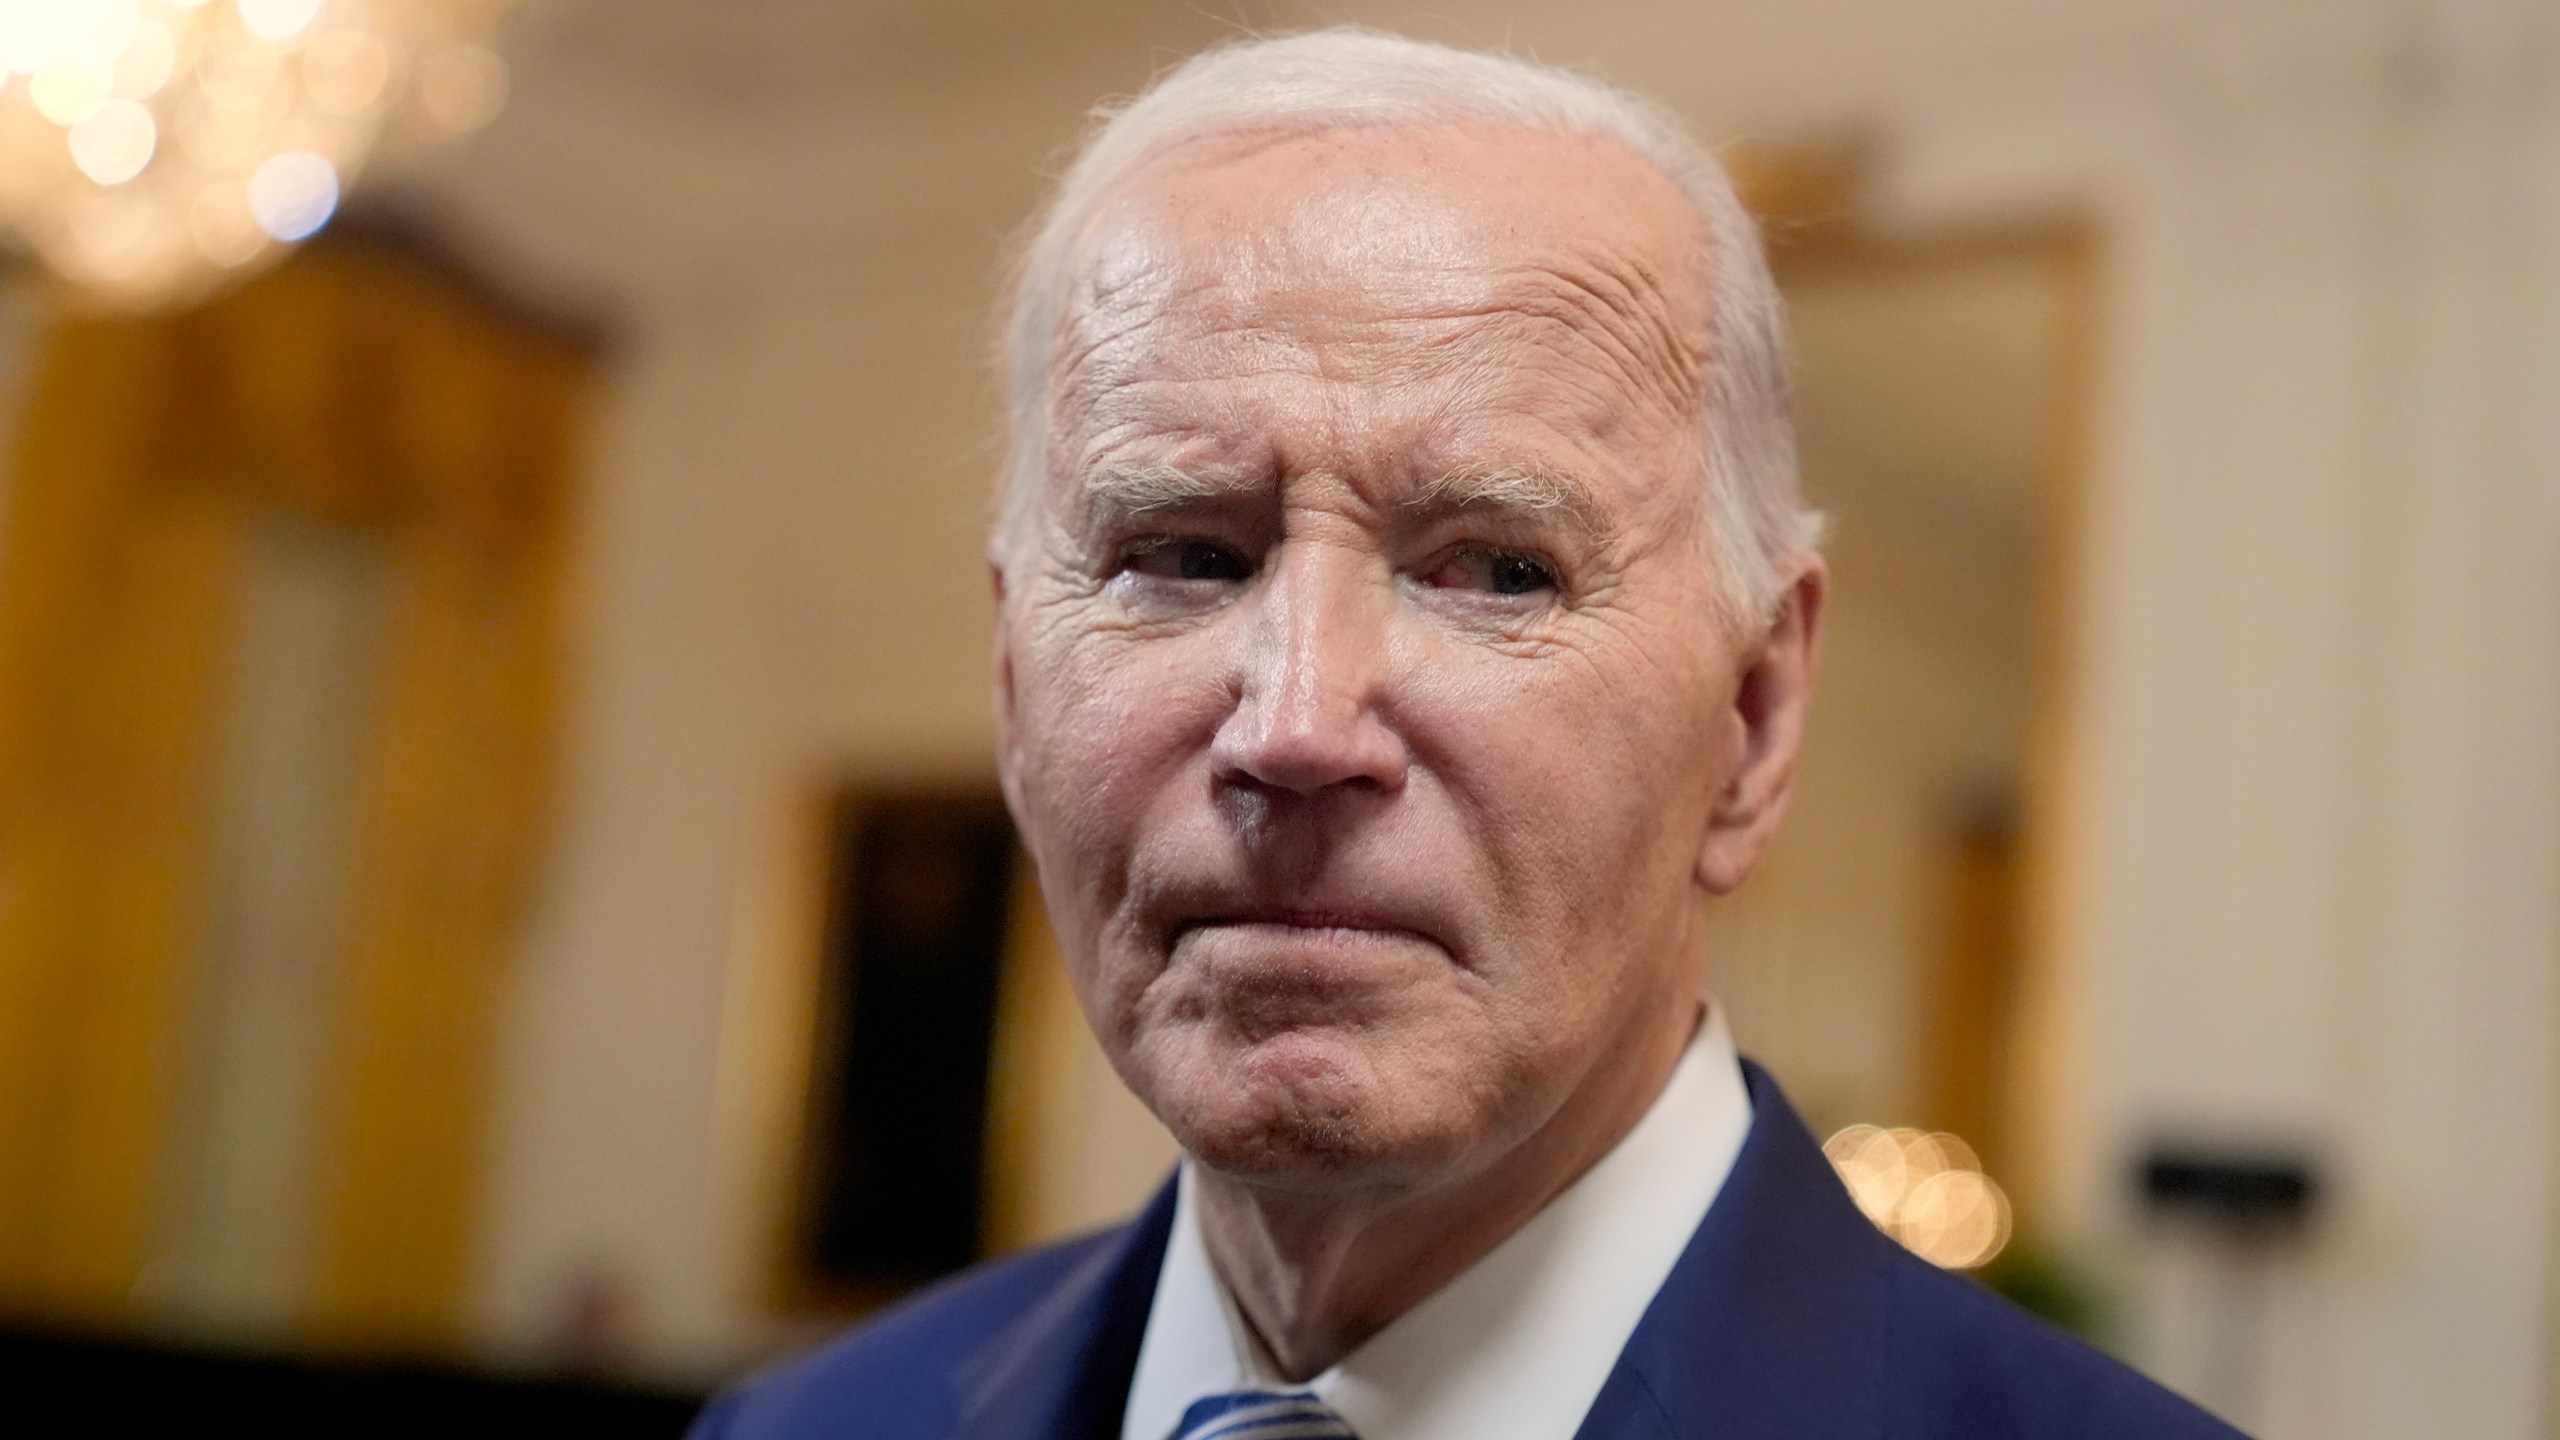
[993,120,1823,1377]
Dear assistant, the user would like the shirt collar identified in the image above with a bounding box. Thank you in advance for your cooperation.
[1120,1006,1753,1440]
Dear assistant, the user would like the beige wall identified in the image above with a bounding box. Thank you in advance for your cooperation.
[1717,241,2071,1140]
[396,2,2560,1433]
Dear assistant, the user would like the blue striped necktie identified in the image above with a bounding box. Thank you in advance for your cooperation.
[1168,1390,1360,1440]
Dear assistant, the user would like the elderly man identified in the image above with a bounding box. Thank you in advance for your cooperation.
[694,29,2241,1440]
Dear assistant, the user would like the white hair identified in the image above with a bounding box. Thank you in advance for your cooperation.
[997,27,1821,620]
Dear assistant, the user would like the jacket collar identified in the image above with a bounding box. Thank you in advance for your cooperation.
[1572,1059,1896,1440]
[949,1179,1178,1440]
[948,1060,1890,1440]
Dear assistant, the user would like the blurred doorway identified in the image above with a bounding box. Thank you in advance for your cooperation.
[1714,188,2093,1275]
[0,238,593,1353]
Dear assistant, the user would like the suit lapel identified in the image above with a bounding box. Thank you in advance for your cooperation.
[949,1179,1177,1440]
[1574,1061,1898,1440]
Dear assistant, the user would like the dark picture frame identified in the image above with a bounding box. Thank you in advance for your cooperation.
[791,785,1021,1301]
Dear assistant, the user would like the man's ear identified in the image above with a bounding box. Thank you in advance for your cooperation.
[1695,554,1827,895]
[989,550,1024,824]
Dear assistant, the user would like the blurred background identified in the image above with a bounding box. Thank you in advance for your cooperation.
[0,1,2551,1437]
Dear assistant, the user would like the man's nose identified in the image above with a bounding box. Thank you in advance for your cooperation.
[1208,546,1409,797]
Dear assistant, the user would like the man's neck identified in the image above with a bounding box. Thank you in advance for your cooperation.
[1189,997,1702,1380]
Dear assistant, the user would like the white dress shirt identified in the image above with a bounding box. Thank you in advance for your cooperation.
[1119,1007,1753,1440]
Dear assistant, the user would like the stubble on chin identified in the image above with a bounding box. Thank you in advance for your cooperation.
[1128,1029,1396,1183]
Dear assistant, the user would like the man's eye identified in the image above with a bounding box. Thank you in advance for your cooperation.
[1424,546,1557,596]
[1124,539,1252,583]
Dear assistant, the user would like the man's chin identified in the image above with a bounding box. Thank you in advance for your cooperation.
[1142,1033,1466,1187]
[1179,1107,1376,1182]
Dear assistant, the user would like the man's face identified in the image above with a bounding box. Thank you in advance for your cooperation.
[997,121,1798,1190]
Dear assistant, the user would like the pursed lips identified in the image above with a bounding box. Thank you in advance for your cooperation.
[1170,905,1442,951]
[1164,910,1443,1035]
[1165,903,1448,1011]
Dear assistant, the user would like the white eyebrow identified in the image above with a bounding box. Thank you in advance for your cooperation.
[1071,463,1617,542]
[1076,464,1237,520]
[1409,466,1617,542]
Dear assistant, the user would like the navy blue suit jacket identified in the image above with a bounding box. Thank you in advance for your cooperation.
[693,1062,2245,1439]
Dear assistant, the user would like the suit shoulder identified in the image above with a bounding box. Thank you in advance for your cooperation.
[686,1233,1117,1440]
[1882,1252,2249,1440]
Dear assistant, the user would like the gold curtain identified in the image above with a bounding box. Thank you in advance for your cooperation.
[0,239,591,1348]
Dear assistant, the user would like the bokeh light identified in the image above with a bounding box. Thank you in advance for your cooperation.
[1824,1124,2014,1269]
[0,0,515,306]
[235,0,321,43]
[246,148,334,241]
[68,96,155,184]
[417,42,506,133]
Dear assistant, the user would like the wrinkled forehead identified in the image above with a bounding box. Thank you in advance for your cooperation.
[1053,118,1712,392]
